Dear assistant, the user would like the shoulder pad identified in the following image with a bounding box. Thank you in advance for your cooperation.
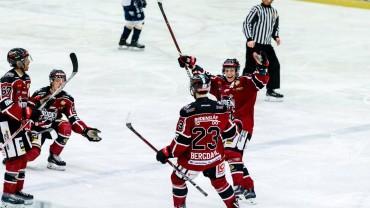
[1,71,16,82]
[59,91,74,101]
[180,103,196,117]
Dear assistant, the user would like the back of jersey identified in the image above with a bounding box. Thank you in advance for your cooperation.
[173,97,234,172]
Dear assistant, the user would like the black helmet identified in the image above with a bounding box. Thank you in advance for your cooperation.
[190,74,210,96]
[7,48,30,67]
[49,69,66,83]
[222,58,240,76]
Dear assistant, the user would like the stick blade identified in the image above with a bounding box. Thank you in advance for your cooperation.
[126,111,135,128]
[69,53,78,72]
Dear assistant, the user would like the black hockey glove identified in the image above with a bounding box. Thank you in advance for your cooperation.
[25,107,42,121]
[82,127,102,142]
[253,51,269,75]
[156,146,172,164]
[178,55,196,68]
[25,130,37,142]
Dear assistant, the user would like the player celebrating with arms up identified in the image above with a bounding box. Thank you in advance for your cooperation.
[177,52,269,204]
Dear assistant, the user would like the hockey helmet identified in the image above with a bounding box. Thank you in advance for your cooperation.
[49,69,66,83]
[7,48,31,67]
[222,58,240,76]
[190,74,210,96]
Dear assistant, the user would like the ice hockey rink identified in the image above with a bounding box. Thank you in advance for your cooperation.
[0,0,370,207]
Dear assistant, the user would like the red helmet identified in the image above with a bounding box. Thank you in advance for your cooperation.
[222,58,240,76]
[49,69,66,82]
[7,48,30,67]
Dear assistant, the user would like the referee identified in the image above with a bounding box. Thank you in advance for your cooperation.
[242,0,283,101]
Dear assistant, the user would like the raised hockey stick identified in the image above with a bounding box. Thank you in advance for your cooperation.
[0,53,78,149]
[125,112,208,197]
[157,0,192,80]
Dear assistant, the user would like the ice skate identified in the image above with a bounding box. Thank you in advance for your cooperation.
[14,191,33,205]
[47,151,66,171]
[118,38,130,50]
[265,89,283,102]
[129,41,145,49]
[234,185,244,200]
[243,188,257,205]
[1,193,24,208]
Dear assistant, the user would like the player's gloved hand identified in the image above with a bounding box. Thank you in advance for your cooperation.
[191,65,204,76]
[25,107,42,121]
[156,146,172,164]
[82,127,102,142]
[233,118,243,133]
[178,56,196,68]
[253,51,269,75]
[25,130,37,142]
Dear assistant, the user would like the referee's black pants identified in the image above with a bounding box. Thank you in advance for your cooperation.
[243,43,281,90]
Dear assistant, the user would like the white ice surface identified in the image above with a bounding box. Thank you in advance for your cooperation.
[0,0,370,207]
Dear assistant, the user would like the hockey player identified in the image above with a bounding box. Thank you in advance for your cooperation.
[156,74,239,208]
[0,48,47,206]
[119,0,146,49]
[177,52,269,203]
[26,69,102,171]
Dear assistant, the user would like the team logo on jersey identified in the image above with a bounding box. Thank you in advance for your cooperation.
[234,80,240,86]
[61,100,66,106]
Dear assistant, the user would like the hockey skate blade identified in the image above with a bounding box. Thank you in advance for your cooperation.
[47,163,66,171]
[265,96,283,102]
[236,195,257,205]
[118,46,129,50]
[118,46,145,51]
[1,202,24,208]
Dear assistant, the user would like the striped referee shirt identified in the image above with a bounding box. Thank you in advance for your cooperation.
[243,3,279,45]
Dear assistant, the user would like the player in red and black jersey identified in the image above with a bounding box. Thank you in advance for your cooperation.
[177,52,269,203]
[27,69,102,171]
[156,74,239,208]
[0,48,42,206]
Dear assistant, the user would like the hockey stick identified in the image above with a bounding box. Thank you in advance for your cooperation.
[34,128,53,137]
[157,0,192,80]
[0,53,78,149]
[125,112,208,197]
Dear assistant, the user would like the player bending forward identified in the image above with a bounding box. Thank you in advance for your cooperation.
[27,69,102,171]
[156,74,240,208]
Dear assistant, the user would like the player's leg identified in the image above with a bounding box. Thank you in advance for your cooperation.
[130,21,145,48]
[204,162,239,208]
[171,172,187,208]
[48,121,71,171]
[224,149,244,196]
